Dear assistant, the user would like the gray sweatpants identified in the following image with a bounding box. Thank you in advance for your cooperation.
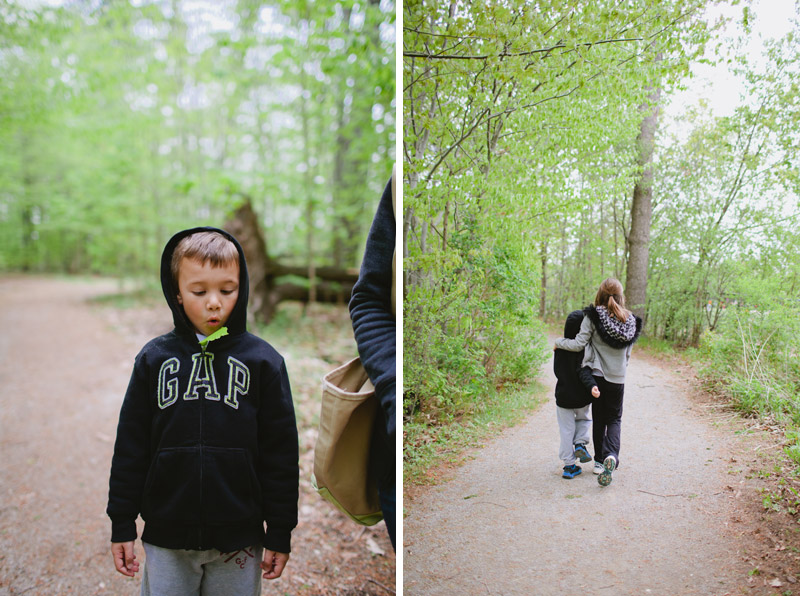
[141,542,263,596]
[556,405,592,465]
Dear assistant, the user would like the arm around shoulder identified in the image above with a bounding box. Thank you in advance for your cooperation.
[555,316,593,352]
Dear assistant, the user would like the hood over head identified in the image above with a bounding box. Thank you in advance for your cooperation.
[563,309,585,340]
[160,226,249,337]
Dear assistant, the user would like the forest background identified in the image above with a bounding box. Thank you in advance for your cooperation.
[1,0,396,279]
[403,0,800,479]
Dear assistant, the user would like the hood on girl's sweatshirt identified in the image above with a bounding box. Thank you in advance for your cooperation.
[160,227,250,339]
[584,304,642,349]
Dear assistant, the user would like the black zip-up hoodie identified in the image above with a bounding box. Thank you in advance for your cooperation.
[107,227,299,553]
[554,310,598,409]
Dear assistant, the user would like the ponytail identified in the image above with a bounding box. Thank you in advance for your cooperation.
[594,278,631,323]
[606,295,628,322]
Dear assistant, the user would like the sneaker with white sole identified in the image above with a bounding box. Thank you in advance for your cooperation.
[598,455,617,486]
[593,461,604,475]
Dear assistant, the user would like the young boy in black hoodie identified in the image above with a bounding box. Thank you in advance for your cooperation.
[553,310,600,478]
[107,228,299,594]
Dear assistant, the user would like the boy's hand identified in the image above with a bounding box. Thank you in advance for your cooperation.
[591,386,600,398]
[111,541,139,577]
[261,549,289,580]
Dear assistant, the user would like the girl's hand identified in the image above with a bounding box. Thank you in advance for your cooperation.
[591,386,600,398]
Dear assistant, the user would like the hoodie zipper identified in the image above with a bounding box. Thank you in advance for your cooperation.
[198,339,205,549]
[195,327,227,549]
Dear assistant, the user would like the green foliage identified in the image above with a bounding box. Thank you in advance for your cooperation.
[759,478,800,516]
[403,0,718,425]
[698,293,800,422]
[404,209,547,422]
[634,334,681,358]
[0,1,395,276]
[695,269,800,471]
[645,19,800,345]
[785,431,800,468]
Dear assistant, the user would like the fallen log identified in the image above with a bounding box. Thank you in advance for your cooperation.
[225,198,359,323]
[270,281,355,307]
[272,264,359,283]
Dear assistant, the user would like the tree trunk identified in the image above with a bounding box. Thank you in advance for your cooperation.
[224,198,358,323]
[403,205,413,292]
[224,198,273,318]
[20,204,34,272]
[612,200,621,280]
[625,79,662,322]
[539,239,547,319]
[299,41,316,309]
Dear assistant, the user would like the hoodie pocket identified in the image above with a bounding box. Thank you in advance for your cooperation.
[142,447,202,522]
[202,447,261,524]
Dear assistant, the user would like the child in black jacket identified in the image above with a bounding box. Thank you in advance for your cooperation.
[553,310,600,478]
[107,228,299,593]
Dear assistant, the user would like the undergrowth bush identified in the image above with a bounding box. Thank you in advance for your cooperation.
[404,237,547,424]
[403,231,549,483]
[697,299,800,466]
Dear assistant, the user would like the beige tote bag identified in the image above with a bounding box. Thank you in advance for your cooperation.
[311,357,383,526]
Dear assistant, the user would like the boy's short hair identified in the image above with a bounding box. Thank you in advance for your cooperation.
[171,231,239,286]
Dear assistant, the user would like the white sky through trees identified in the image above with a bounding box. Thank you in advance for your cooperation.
[666,0,797,122]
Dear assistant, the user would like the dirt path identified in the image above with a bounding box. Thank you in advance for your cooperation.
[0,276,394,596]
[403,339,764,595]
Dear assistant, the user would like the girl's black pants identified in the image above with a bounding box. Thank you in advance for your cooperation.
[591,375,625,465]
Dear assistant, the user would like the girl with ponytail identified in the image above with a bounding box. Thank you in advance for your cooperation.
[553,278,642,486]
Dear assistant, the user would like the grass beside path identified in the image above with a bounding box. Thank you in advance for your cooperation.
[404,379,547,486]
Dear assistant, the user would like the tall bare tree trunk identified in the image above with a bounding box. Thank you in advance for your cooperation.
[539,240,547,319]
[626,78,662,322]
[299,5,316,309]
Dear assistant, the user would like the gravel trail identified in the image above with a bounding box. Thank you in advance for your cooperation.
[0,276,394,596]
[403,340,753,595]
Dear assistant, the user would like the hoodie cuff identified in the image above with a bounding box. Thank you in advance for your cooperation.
[263,526,292,554]
[110,518,138,543]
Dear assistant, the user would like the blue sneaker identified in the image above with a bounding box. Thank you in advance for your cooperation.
[598,455,617,486]
[562,464,582,479]
[574,443,592,463]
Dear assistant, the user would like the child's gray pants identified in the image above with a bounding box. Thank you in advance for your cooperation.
[141,541,263,596]
[556,405,592,465]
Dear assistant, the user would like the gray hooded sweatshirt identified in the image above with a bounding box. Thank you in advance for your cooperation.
[554,305,643,384]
